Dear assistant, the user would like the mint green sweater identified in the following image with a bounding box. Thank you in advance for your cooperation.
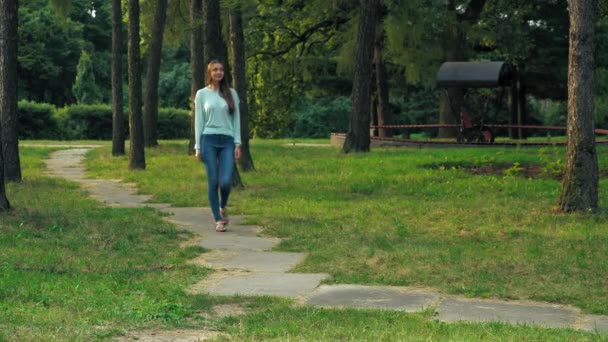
[194,86,241,151]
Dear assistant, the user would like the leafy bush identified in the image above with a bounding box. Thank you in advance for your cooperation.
[55,103,118,140]
[18,101,191,140]
[287,96,351,138]
[17,100,58,139]
[158,108,191,139]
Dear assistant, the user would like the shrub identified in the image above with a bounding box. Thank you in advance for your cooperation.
[158,108,191,139]
[55,103,117,140]
[17,100,58,139]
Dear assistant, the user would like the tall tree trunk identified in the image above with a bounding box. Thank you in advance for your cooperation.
[0,140,9,210]
[229,8,254,171]
[375,0,391,138]
[189,0,204,154]
[343,0,379,153]
[203,0,231,81]
[438,24,464,138]
[518,75,528,139]
[508,70,519,139]
[558,0,598,212]
[0,0,21,182]
[143,0,168,148]
[128,0,145,170]
[203,0,241,186]
[112,0,125,156]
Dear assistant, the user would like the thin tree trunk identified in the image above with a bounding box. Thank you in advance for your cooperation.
[508,70,519,139]
[375,39,391,137]
[375,0,391,138]
[0,0,21,182]
[128,0,145,170]
[343,0,380,153]
[143,0,168,148]
[0,143,9,210]
[189,0,204,154]
[558,0,598,212]
[518,75,528,139]
[438,23,464,138]
[229,8,254,171]
[112,0,125,156]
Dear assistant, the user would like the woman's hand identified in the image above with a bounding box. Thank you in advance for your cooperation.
[195,151,201,161]
[234,145,241,160]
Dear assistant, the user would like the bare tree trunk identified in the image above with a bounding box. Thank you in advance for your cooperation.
[229,8,254,171]
[438,24,464,138]
[203,0,241,186]
[128,0,145,170]
[343,0,379,153]
[203,0,229,72]
[189,0,204,154]
[375,0,391,138]
[143,0,168,148]
[508,70,519,139]
[0,0,21,182]
[558,0,598,212]
[112,0,125,156]
[0,143,9,210]
[518,75,528,139]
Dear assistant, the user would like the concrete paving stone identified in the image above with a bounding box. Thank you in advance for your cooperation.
[91,193,153,206]
[436,298,577,329]
[160,207,214,223]
[204,251,307,272]
[305,285,440,312]
[200,234,280,251]
[145,203,172,210]
[202,273,330,298]
[580,315,608,334]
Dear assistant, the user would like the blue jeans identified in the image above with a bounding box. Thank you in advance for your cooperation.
[200,134,235,222]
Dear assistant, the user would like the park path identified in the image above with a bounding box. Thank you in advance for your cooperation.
[43,147,608,338]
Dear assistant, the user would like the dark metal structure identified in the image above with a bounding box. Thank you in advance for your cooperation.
[436,61,512,88]
[436,61,514,144]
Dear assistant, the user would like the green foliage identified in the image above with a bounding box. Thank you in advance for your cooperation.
[16,101,191,140]
[287,96,351,138]
[529,98,567,127]
[385,0,447,85]
[503,162,523,176]
[1,147,209,340]
[158,62,191,109]
[55,104,116,139]
[72,50,103,104]
[157,108,191,139]
[17,100,58,139]
[18,1,84,105]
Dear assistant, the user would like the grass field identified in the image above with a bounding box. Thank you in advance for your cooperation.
[0,140,606,340]
[85,139,608,314]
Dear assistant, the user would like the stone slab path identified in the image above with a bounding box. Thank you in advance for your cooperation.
[44,147,608,336]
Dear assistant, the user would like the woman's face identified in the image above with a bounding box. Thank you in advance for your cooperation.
[209,63,224,83]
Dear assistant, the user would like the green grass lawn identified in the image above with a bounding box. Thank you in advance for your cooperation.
[1,140,606,341]
[85,140,608,315]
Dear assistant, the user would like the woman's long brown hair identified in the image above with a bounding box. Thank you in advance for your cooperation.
[206,60,235,114]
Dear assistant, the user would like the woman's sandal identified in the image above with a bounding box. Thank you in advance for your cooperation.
[215,219,229,232]
[215,222,227,232]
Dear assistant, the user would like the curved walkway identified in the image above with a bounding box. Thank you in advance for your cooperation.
[45,147,608,336]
